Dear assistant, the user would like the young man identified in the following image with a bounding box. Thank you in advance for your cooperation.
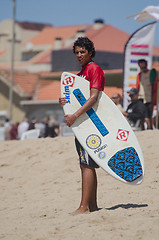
[59,37,105,214]
[136,59,158,129]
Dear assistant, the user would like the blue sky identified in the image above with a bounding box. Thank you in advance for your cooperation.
[1,0,159,45]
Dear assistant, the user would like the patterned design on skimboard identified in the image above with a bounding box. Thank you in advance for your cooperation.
[108,147,142,182]
[73,88,109,137]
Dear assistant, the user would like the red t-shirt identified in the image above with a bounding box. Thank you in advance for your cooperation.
[78,62,105,91]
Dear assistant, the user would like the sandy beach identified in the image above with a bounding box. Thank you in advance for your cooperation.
[0,130,159,240]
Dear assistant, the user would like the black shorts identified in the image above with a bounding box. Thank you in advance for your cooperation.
[144,102,153,118]
[75,138,99,168]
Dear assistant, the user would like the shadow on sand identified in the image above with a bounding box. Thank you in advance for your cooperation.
[105,203,148,210]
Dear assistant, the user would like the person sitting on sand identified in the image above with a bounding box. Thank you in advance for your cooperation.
[123,88,146,130]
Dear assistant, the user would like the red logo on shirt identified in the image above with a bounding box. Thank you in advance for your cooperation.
[116,129,129,141]
[63,75,75,87]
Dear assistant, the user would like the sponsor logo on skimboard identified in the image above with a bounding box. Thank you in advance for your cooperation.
[116,129,129,141]
[86,134,101,149]
[63,86,71,103]
[94,144,108,154]
[63,75,75,87]
[98,152,106,159]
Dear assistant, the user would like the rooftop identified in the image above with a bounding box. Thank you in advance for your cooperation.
[16,21,52,31]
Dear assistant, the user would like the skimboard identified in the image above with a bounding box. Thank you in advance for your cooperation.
[61,72,144,184]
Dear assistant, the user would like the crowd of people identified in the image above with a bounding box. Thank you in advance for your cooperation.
[111,90,158,131]
[111,58,158,131]
[1,115,60,141]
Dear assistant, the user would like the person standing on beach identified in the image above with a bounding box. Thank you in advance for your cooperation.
[136,59,158,129]
[59,37,106,214]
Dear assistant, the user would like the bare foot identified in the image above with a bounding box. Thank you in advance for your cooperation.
[70,206,89,215]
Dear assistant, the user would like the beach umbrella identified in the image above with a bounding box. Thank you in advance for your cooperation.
[127,6,159,22]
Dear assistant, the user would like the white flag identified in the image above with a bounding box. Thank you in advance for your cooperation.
[123,22,156,110]
[135,6,159,22]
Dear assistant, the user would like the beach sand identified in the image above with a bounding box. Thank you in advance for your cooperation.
[0,130,159,240]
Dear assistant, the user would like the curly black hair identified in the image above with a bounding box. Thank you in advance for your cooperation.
[73,37,96,58]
